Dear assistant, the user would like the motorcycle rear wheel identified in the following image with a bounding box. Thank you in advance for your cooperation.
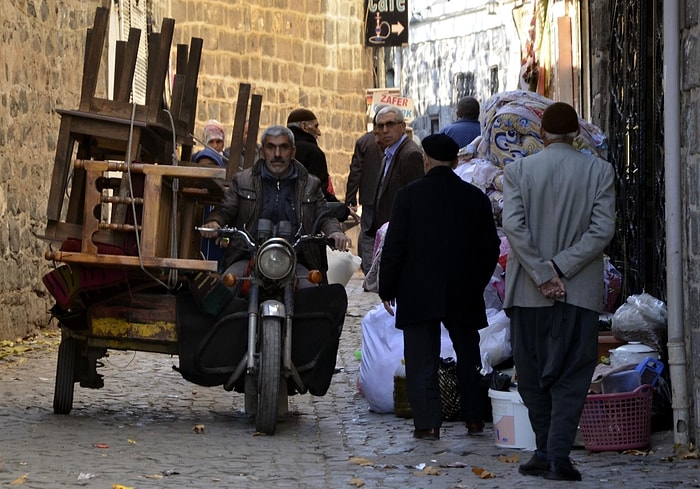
[255,317,281,434]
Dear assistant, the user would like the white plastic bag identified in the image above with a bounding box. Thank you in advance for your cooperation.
[359,303,456,413]
[479,309,512,375]
[326,247,361,286]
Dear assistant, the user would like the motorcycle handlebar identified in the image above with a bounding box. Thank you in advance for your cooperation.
[195,226,333,250]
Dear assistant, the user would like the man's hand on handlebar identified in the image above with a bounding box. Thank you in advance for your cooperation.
[199,222,221,239]
[328,231,351,251]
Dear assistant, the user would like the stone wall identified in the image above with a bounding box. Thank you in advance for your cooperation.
[0,0,372,340]
[168,0,373,198]
[0,0,103,340]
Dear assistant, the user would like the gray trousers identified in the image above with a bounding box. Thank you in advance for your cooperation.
[509,302,598,461]
[358,205,375,275]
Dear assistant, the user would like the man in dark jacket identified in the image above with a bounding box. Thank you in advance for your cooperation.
[345,119,384,275]
[200,125,350,283]
[287,108,338,202]
[378,133,500,441]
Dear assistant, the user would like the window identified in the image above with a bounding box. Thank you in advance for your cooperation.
[453,72,475,105]
[490,66,499,95]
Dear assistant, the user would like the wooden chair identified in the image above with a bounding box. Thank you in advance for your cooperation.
[44,7,202,248]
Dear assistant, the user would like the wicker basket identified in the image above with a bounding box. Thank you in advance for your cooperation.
[579,384,654,451]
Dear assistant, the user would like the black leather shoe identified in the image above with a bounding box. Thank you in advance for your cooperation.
[466,422,484,435]
[518,453,549,477]
[543,459,582,481]
[413,428,440,440]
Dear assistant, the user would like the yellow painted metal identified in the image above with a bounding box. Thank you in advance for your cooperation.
[91,316,177,342]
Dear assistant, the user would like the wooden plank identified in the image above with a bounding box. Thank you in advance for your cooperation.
[243,94,263,169]
[114,28,141,102]
[557,16,574,106]
[44,251,218,272]
[146,18,175,121]
[77,159,226,179]
[179,37,203,135]
[228,83,251,180]
[79,7,109,111]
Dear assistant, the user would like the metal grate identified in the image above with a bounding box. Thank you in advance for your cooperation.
[606,0,665,303]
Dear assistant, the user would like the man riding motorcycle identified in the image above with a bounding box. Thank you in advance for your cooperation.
[199,124,351,287]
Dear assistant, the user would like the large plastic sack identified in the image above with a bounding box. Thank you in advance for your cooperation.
[326,247,361,286]
[359,304,456,413]
[479,309,511,375]
[611,292,667,352]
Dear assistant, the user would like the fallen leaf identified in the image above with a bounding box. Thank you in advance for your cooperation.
[10,473,28,485]
[112,485,134,489]
[621,449,648,456]
[193,424,205,433]
[349,456,374,466]
[417,465,440,476]
[498,453,520,463]
[349,477,365,487]
[472,466,496,479]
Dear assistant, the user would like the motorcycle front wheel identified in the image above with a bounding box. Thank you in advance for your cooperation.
[255,317,281,435]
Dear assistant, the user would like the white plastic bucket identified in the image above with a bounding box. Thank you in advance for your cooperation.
[489,388,536,449]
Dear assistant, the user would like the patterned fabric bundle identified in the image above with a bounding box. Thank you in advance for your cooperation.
[456,90,608,225]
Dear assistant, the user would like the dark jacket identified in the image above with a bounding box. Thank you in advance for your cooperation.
[288,125,338,202]
[378,166,500,329]
[370,137,424,234]
[205,159,342,269]
[345,131,383,207]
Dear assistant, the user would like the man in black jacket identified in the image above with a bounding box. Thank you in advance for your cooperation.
[287,108,338,202]
[378,133,500,441]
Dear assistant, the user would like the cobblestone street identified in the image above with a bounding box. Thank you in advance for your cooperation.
[1,273,699,488]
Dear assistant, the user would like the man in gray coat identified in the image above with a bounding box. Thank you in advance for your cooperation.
[502,102,616,481]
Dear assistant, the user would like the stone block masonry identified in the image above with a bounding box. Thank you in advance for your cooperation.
[0,0,373,339]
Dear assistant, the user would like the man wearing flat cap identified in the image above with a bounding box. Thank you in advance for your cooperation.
[287,108,338,202]
[378,133,500,441]
[502,102,616,481]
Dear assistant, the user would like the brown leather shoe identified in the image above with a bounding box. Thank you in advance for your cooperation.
[413,428,440,440]
[466,422,484,435]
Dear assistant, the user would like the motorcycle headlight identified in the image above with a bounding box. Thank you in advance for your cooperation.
[256,238,295,280]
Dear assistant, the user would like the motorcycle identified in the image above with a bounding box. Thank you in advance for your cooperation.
[44,202,350,435]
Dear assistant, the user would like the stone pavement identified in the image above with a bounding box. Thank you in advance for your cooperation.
[1,272,699,488]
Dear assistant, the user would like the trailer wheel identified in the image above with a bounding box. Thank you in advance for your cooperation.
[53,336,77,415]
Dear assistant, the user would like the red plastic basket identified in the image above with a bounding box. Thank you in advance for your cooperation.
[579,384,654,451]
